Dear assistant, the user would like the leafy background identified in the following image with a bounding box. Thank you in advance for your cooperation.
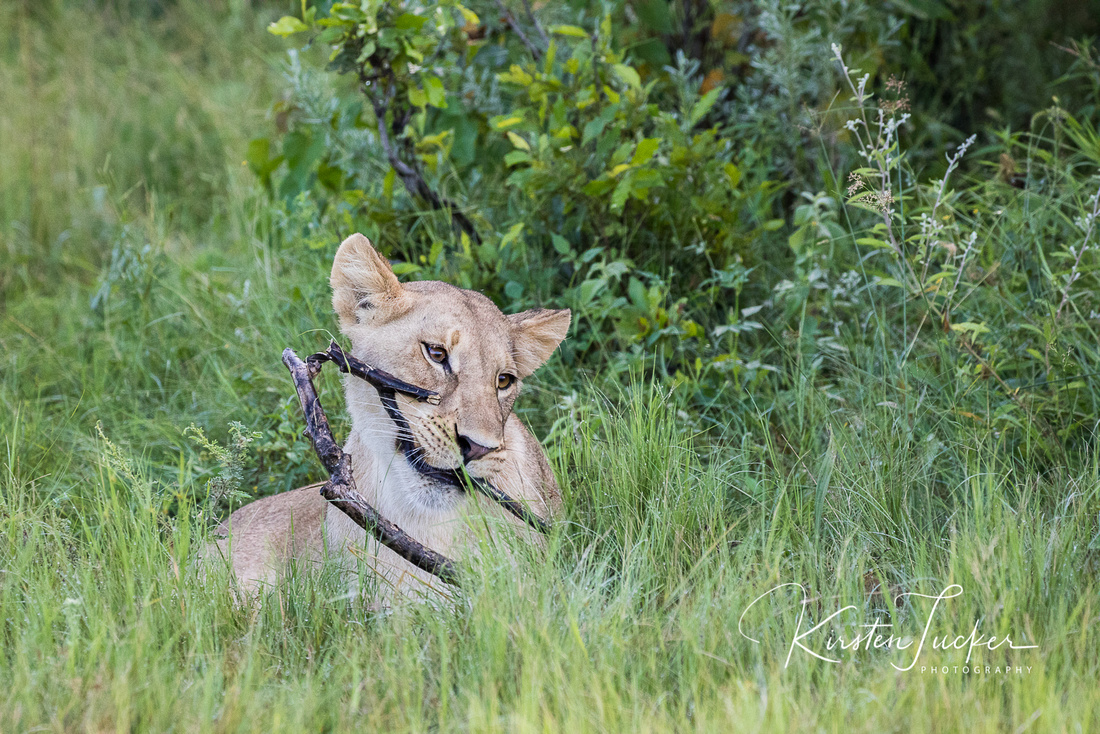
[2,0,1099,730]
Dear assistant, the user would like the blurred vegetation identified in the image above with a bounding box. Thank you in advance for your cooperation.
[251,0,1100,467]
[1,0,1100,729]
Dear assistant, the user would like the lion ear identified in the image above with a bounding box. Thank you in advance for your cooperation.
[507,308,571,378]
[330,233,408,328]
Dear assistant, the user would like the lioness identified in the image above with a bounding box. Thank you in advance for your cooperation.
[209,233,570,600]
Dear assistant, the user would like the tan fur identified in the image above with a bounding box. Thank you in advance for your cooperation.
[206,233,570,601]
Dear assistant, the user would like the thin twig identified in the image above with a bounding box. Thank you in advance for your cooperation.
[286,341,551,574]
[309,340,441,405]
[283,347,462,586]
[315,340,550,532]
[1055,182,1100,318]
[464,473,551,534]
[520,0,549,47]
[358,70,482,243]
[494,0,544,59]
[921,135,977,285]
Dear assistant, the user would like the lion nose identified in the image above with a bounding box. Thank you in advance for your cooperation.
[457,435,496,463]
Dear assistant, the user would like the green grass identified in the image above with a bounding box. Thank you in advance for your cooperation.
[1,2,1098,731]
[3,387,1098,730]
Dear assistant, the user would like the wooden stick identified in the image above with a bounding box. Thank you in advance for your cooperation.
[467,475,551,535]
[493,0,544,60]
[309,341,442,405]
[282,347,461,586]
[312,341,550,534]
[285,339,552,574]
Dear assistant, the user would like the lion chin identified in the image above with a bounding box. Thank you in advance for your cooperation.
[202,233,570,604]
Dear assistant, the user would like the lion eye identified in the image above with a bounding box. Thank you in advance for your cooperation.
[424,344,448,364]
[497,373,516,390]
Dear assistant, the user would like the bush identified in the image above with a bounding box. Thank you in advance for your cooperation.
[252,0,1100,465]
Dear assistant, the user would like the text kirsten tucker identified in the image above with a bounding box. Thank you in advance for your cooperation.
[738,583,1038,671]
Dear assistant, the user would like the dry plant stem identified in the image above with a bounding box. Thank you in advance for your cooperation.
[494,0,544,59]
[833,47,919,293]
[920,137,976,285]
[284,340,553,585]
[943,239,975,317]
[955,339,1067,464]
[309,340,441,405]
[520,0,549,47]
[282,347,462,587]
[359,72,481,243]
[1055,182,1100,318]
[465,473,551,534]
[314,341,549,532]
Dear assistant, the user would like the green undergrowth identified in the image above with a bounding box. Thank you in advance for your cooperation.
[2,384,1098,730]
[1,0,1099,731]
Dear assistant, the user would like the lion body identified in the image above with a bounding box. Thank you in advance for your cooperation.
[206,234,569,600]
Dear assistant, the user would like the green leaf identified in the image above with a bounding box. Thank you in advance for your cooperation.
[551,234,572,255]
[855,237,891,249]
[491,115,524,130]
[630,138,660,167]
[950,321,991,335]
[408,86,427,108]
[503,150,532,167]
[635,0,672,30]
[506,131,530,152]
[788,227,806,254]
[610,141,634,167]
[582,106,618,146]
[612,64,642,90]
[394,13,429,31]
[317,159,344,191]
[329,3,366,21]
[848,200,885,214]
[278,129,325,199]
[550,24,589,38]
[383,167,396,201]
[580,246,604,263]
[631,168,663,189]
[499,222,525,250]
[268,16,309,37]
[424,76,447,108]
[578,277,606,305]
[245,137,281,178]
[724,162,741,187]
[611,171,634,209]
[582,179,615,197]
[455,4,480,26]
[689,88,721,127]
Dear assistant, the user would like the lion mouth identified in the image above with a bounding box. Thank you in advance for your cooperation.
[378,387,475,491]
[403,444,472,489]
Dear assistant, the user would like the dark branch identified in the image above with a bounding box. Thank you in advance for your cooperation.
[282,347,461,587]
[309,341,441,405]
[494,0,545,60]
[520,0,549,48]
[465,473,551,535]
[361,73,482,243]
[284,337,552,581]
